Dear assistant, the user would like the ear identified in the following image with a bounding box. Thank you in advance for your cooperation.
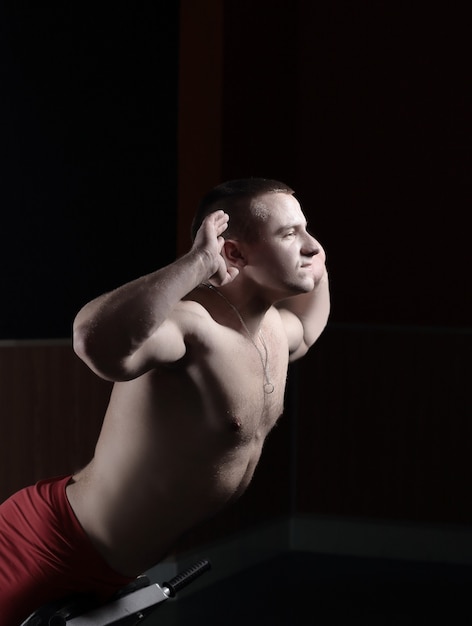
[222,239,248,269]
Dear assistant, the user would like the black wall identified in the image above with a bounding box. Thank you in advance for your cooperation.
[221,0,470,330]
[1,5,179,339]
[2,2,470,339]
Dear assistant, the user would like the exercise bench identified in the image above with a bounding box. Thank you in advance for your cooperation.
[21,558,211,625]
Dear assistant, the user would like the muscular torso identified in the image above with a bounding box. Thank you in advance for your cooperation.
[67,304,289,576]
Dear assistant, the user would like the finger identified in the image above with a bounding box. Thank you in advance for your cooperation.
[222,267,239,284]
[216,235,225,252]
[206,209,228,224]
[209,265,239,287]
[214,213,229,234]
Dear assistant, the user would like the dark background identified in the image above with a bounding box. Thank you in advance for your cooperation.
[219,0,470,330]
[1,5,178,339]
[1,2,469,340]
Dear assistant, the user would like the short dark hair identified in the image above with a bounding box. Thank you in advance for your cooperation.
[191,178,295,241]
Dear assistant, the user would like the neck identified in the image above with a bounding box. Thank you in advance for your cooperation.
[202,282,269,337]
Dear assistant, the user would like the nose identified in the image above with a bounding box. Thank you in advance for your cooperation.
[302,233,320,257]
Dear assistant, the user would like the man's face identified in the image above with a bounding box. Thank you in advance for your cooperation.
[242,193,325,297]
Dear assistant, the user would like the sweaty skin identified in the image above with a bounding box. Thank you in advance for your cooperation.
[66,192,330,577]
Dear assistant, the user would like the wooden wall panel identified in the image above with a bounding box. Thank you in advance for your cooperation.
[296,325,472,525]
[0,342,112,502]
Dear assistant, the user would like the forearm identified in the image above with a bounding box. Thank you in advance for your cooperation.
[73,209,231,380]
[73,249,211,374]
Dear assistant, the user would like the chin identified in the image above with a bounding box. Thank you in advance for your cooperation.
[284,279,314,296]
[297,271,317,289]
[301,281,316,294]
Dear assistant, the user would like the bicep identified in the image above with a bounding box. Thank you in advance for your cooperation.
[125,318,187,378]
[276,273,330,362]
[277,309,308,362]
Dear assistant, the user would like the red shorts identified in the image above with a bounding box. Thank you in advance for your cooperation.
[0,475,134,626]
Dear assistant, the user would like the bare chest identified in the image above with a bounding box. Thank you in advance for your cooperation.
[102,321,290,464]
[187,326,289,441]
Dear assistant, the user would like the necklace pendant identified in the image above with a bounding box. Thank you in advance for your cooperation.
[264,382,275,394]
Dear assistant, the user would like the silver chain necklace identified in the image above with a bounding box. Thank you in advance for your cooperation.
[202,283,274,394]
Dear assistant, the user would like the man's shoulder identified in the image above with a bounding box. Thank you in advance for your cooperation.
[173,298,219,341]
[176,296,212,320]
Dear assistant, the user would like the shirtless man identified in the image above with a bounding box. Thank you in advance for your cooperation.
[0,178,329,624]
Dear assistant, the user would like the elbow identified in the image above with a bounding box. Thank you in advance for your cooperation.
[72,323,120,382]
[72,322,91,365]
